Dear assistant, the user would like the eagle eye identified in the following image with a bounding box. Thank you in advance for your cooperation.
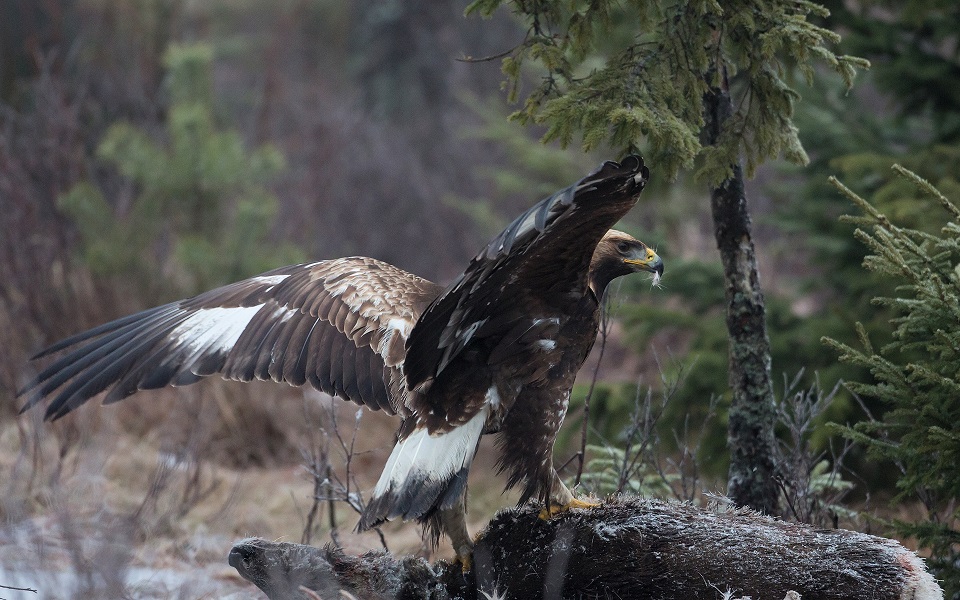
[616,241,631,254]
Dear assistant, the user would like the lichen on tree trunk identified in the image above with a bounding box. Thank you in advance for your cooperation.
[703,68,780,515]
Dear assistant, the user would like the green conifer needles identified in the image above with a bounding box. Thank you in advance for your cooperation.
[466,0,868,185]
[824,166,960,587]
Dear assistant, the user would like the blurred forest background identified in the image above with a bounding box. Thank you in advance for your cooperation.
[0,0,958,597]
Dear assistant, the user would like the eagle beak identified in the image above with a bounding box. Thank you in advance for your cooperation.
[624,248,664,284]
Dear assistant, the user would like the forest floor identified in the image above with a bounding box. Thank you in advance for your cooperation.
[0,385,523,599]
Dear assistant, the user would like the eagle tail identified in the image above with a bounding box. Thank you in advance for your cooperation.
[359,406,488,530]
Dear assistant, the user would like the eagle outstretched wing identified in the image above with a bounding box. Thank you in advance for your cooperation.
[17,155,659,565]
[403,155,649,392]
[19,257,443,420]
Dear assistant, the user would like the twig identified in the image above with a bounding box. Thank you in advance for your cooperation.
[325,462,340,548]
[457,25,544,64]
[455,39,530,63]
[617,387,663,493]
[300,392,389,551]
[773,373,855,527]
[301,396,329,545]
[1,583,38,593]
[557,452,580,474]
[576,293,611,485]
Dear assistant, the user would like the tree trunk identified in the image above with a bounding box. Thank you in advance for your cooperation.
[703,67,780,515]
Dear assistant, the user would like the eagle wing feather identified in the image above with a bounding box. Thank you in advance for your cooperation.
[19,257,442,420]
[403,156,649,392]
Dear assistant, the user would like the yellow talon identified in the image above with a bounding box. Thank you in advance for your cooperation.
[538,497,601,520]
[455,552,473,572]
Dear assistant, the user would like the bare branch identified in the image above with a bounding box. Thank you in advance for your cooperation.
[455,38,532,63]
[300,392,389,552]
[575,293,611,485]
[0,583,38,593]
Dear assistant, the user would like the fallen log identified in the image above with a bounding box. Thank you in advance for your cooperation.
[229,497,943,600]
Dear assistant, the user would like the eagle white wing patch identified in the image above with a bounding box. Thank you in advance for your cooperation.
[172,305,264,355]
[19,258,442,420]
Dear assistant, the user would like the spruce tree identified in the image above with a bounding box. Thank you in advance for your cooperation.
[467,0,866,512]
[825,168,960,594]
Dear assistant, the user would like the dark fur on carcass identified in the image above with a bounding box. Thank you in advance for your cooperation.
[230,536,468,600]
[230,496,942,600]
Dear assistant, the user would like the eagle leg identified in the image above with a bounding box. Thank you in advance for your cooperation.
[537,475,600,520]
[438,494,474,571]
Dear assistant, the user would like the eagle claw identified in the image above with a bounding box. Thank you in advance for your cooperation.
[538,497,601,520]
[455,551,473,573]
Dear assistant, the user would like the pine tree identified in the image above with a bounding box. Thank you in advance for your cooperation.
[467,0,867,513]
[824,167,960,594]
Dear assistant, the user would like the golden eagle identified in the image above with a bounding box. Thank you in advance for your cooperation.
[18,156,661,563]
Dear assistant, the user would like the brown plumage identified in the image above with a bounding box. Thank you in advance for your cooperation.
[17,156,661,562]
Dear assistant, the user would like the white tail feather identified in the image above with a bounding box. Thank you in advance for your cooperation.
[373,406,489,500]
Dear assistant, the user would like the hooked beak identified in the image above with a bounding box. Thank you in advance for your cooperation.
[625,248,664,283]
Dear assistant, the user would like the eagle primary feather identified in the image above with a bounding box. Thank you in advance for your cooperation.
[18,156,661,563]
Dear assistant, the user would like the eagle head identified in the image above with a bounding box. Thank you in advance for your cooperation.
[589,229,663,297]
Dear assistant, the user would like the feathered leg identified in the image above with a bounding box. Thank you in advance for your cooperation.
[438,493,473,568]
[496,388,596,516]
[538,469,599,519]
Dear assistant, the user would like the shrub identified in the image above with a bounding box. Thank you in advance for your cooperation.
[824,166,960,593]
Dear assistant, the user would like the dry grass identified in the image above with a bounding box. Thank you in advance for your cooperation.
[0,377,518,598]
